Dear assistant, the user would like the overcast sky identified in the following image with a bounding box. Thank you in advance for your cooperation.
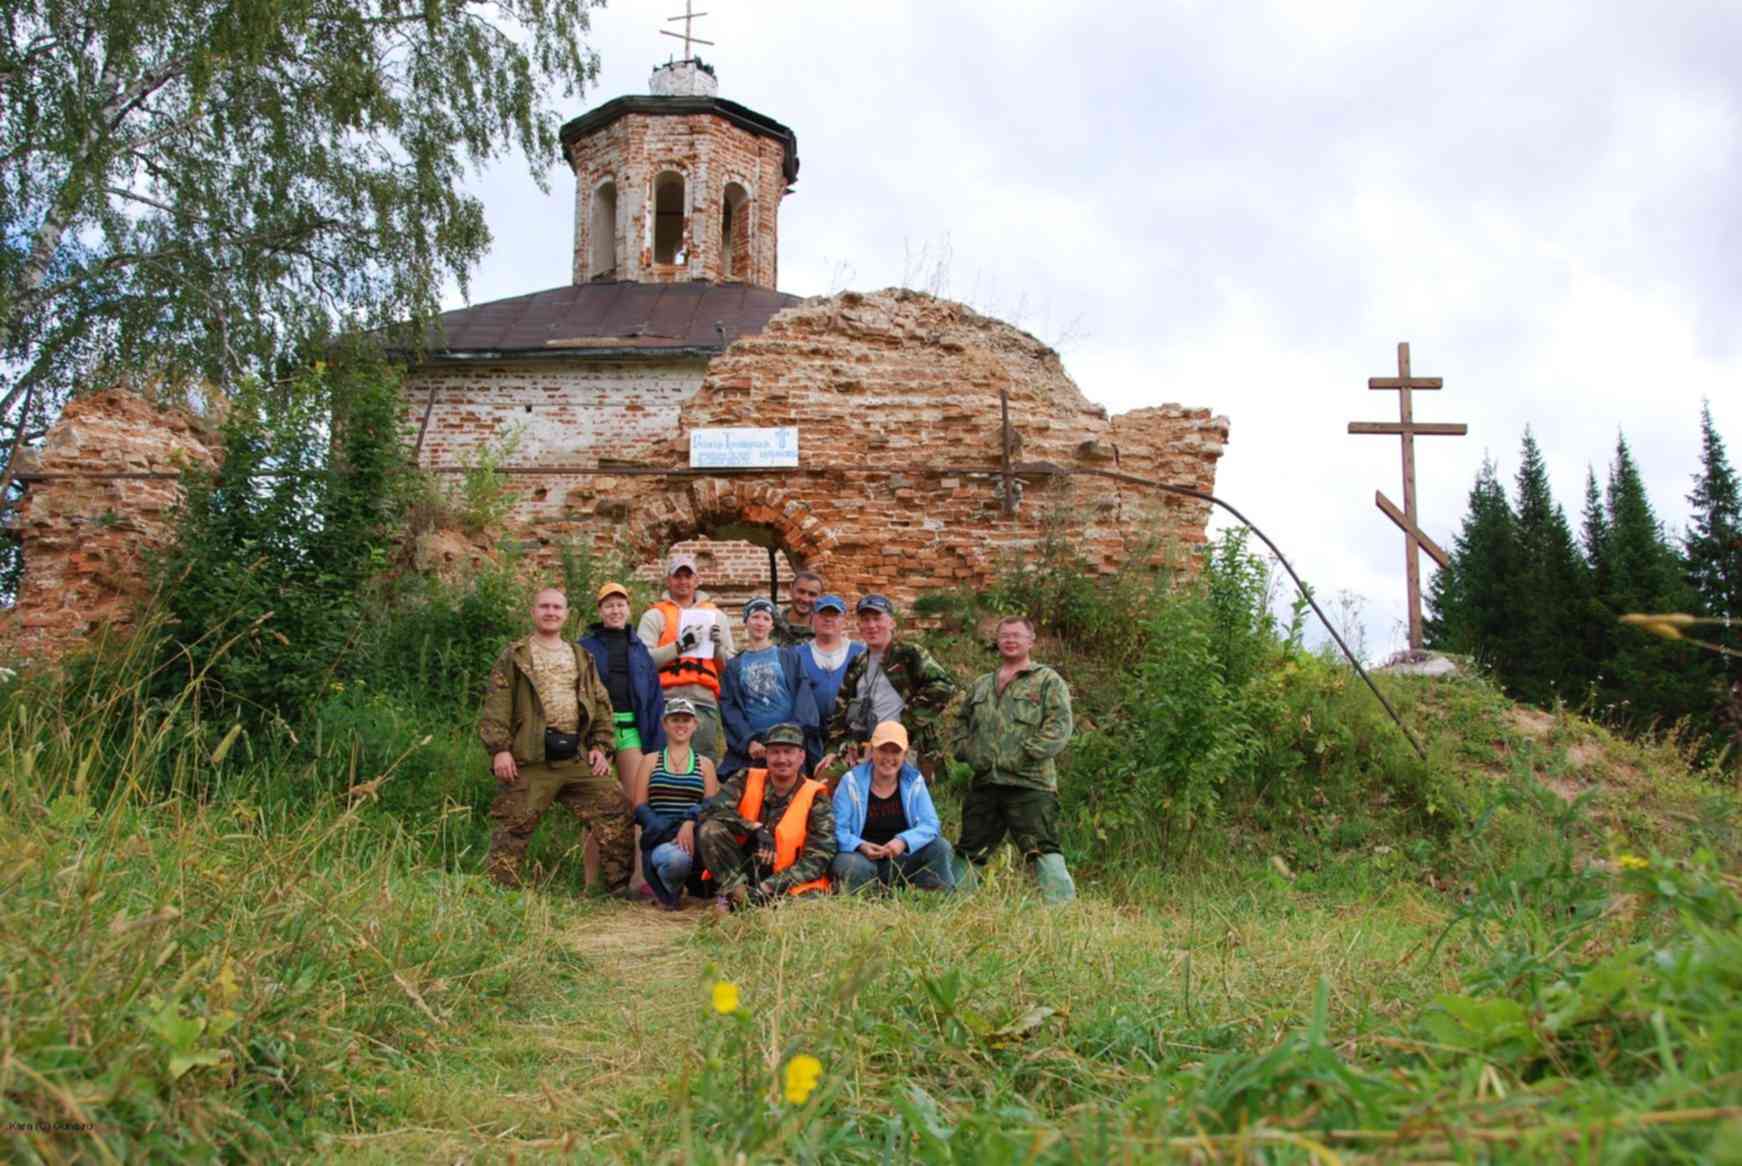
[450,0,1741,659]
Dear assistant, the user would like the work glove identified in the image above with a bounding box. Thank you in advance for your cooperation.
[708,623,725,650]
[749,880,777,906]
[752,826,775,857]
[677,626,701,653]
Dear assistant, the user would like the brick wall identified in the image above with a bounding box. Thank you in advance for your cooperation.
[410,289,1229,614]
[407,360,788,636]
[8,291,1228,657]
[407,359,708,469]
[5,390,219,656]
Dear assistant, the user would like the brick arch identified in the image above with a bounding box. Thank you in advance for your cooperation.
[624,476,840,570]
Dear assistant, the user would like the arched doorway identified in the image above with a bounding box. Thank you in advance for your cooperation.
[626,479,839,637]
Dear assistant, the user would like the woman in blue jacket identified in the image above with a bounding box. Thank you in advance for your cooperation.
[830,720,957,892]
[578,581,666,798]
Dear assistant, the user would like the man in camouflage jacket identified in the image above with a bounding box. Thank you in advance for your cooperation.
[822,594,958,775]
[698,723,836,911]
[954,615,1077,903]
[479,587,632,890]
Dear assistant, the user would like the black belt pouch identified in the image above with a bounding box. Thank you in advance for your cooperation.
[544,727,581,761]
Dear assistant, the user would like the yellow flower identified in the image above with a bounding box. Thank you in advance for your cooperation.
[783,1054,822,1104]
[1618,853,1650,871]
[711,981,740,1015]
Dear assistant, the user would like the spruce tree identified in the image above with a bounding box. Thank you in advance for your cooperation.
[1598,435,1702,729]
[1577,466,1614,686]
[1426,456,1519,677]
[1685,401,1742,667]
[1581,467,1608,575]
[1509,428,1592,705]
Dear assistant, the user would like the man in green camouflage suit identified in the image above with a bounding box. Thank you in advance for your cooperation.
[479,587,633,890]
[822,594,958,776]
[698,723,836,913]
[954,615,1076,903]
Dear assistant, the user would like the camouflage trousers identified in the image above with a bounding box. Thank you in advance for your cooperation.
[695,819,766,896]
[957,783,1062,863]
[486,759,633,890]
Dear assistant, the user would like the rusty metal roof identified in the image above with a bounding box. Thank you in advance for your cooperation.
[426,281,802,360]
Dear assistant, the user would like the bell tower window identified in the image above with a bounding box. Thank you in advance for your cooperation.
[653,171,686,265]
[722,182,750,281]
[589,180,617,278]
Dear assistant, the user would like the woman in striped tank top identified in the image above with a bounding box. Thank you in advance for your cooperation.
[630,698,719,908]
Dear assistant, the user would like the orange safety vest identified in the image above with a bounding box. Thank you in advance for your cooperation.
[735,768,832,897]
[654,600,723,696]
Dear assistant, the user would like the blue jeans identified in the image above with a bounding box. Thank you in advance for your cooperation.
[831,838,957,893]
[650,841,695,889]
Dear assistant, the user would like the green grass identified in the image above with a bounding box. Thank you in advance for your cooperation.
[4,658,1741,1163]
[5,538,1742,1163]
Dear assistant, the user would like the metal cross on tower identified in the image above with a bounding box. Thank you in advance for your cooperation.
[661,0,715,60]
[1348,342,1467,652]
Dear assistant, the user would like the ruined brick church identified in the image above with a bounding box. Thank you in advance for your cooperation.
[9,57,1227,653]
[405,57,1228,608]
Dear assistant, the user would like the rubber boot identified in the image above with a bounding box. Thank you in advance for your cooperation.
[948,850,980,893]
[1033,853,1076,905]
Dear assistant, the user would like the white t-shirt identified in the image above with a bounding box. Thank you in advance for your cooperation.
[809,639,851,671]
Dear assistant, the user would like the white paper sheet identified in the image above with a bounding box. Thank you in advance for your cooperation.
[676,607,717,659]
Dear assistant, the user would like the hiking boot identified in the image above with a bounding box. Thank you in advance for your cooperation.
[947,850,980,893]
[1034,853,1076,905]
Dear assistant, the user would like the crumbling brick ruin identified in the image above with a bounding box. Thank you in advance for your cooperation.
[6,390,218,656]
[3,58,1229,657]
[410,286,1228,604]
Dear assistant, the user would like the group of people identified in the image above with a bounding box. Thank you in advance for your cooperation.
[477,553,1079,913]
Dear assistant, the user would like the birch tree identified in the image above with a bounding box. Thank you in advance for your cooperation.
[0,0,599,453]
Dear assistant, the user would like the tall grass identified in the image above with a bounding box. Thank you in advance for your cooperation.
[0,645,594,1159]
[5,526,1741,1159]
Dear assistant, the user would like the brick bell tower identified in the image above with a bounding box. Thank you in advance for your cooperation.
[561,59,800,288]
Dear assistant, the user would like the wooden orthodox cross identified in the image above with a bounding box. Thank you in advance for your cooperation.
[1348,342,1467,652]
[661,1,715,58]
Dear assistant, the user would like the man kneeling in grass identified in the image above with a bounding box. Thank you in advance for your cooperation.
[830,721,957,893]
[697,723,835,915]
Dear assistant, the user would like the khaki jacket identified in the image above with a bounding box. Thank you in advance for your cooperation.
[478,637,616,765]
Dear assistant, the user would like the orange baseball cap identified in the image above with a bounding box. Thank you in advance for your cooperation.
[596,581,630,603]
[869,721,909,751]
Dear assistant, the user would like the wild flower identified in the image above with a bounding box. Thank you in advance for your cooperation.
[711,980,740,1014]
[783,1054,822,1104]
[1618,853,1650,871]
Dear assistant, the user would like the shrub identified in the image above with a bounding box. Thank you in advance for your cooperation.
[1057,530,1446,858]
[357,560,528,724]
[150,354,415,735]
